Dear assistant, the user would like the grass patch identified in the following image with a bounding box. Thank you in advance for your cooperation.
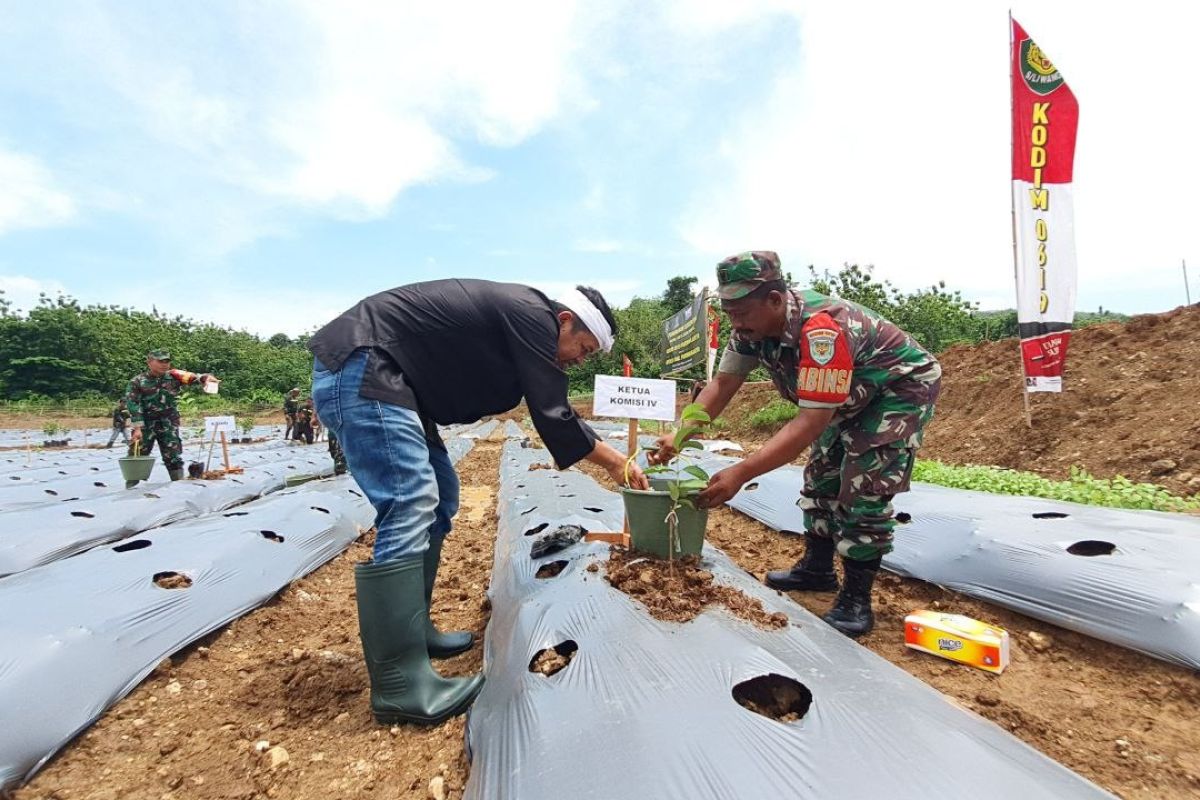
[747,399,798,428]
[913,460,1200,513]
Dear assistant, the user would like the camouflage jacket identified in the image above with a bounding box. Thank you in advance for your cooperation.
[719,288,941,448]
[124,369,206,425]
[283,396,300,416]
[111,406,130,428]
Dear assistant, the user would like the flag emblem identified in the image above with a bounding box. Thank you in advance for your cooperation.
[805,328,838,366]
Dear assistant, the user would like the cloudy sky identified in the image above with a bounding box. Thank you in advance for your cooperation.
[1,0,1196,336]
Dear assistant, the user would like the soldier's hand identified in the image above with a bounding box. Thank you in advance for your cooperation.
[696,465,747,509]
[647,433,677,466]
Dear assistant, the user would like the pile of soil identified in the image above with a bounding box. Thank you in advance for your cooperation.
[923,305,1200,496]
[604,546,787,630]
[14,441,502,800]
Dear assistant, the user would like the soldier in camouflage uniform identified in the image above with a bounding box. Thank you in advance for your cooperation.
[125,349,216,488]
[106,400,131,448]
[651,251,941,636]
[283,388,301,439]
[292,398,315,444]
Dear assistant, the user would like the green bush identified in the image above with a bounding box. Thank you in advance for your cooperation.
[912,460,1200,513]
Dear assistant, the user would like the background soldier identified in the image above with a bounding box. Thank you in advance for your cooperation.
[292,398,315,444]
[125,349,216,488]
[283,388,301,439]
[652,251,941,637]
[105,399,130,448]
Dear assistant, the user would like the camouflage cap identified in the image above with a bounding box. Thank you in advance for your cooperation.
[147,348,172,361]
[715,251,783,300]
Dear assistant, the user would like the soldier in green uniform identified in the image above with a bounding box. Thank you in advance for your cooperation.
[283,388,301,439]
[292,398,315,444]
[125,349,217,488]
[651,251,941,636]
[105,400,130,448]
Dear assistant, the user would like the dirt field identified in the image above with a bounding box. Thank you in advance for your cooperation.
[10,306,1200,799]
[12,440,501,800]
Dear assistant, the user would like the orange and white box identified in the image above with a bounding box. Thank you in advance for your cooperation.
[904,610,1010,674]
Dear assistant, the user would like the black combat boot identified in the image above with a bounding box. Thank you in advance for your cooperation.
[355,556,484,725]
[167,468,184,481]
[822,556,882,637]
[764,534,839,592]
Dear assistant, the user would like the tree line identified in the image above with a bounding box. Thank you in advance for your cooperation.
[0,266,1129,402]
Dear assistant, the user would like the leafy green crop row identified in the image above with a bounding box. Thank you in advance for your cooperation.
[913,460,1200,513]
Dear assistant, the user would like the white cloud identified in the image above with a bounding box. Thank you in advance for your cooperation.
[0,148,76,234]
[0,275,69,312]
[678,1,1200,311]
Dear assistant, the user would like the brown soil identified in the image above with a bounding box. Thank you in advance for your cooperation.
[13,441,501,800]
[923,305,1200,497]
[605,546,787,630]
[528,643,576,677]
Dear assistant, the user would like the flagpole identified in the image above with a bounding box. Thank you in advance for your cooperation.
[1185,259,1192,306]
[1009,11,1033,428]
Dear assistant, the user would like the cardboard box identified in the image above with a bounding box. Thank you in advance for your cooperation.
[904,610,1010,674]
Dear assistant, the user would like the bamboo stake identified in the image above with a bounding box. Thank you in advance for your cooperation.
[220,430,231,472]
[624,417,638,534]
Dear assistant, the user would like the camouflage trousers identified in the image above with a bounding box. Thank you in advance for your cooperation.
[328,430,347,475]
[284,413,296,439]
[800,396,937,562]
[129,417,184,471]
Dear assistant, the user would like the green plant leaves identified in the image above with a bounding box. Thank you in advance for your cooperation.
[913,459,1200,513]
[682,465,709,481]
[681,403,711,424]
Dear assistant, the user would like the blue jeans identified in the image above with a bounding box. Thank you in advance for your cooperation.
[312,349,459,563]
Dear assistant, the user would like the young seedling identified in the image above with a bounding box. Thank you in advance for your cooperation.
[625,402,713,563]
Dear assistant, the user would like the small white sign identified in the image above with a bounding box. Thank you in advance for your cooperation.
[593,375,677,422]
[204,415,238,441]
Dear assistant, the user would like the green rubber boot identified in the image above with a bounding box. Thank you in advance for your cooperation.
[168,468,184,481]
[424,536,475,659]
[355,556,484,726]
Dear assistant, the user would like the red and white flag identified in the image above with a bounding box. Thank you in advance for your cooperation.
[622,354,633,378]
[1011,17,1079,392]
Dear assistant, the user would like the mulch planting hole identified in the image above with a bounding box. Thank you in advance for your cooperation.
[529,640,578,677]
[260,530,285,543]
[524,522,549,537]
[1033,512,1070,519]
[113,539,151,553]
[1067,540,1117,557]
[732,674,812,723]
[153,571,193,590]
[535,560,568,579]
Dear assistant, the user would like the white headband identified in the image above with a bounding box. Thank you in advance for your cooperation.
[555,289,615,353]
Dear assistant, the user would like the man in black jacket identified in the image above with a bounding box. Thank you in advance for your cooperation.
[308,279,647,727]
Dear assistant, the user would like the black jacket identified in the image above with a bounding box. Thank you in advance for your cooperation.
[308,279,598,468]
